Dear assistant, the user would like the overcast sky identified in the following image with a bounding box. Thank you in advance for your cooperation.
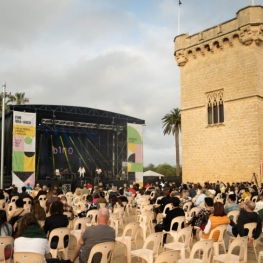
[0,0,260,167]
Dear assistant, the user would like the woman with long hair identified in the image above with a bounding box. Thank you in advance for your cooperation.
[201,202,230,241]
[32,197,46,221]
[108,195,123,213]
[14,213,52,261]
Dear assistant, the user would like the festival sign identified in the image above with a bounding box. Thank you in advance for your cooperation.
[12,111,36,188]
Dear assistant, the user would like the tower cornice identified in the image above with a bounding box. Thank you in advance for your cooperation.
[174,6,263,67]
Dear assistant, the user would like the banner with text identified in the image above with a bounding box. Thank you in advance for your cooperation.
[12,111,36,189]
[127,123,143,186]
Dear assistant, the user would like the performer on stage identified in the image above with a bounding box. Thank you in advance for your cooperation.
[78,166,85,178]
[95,166,102,176]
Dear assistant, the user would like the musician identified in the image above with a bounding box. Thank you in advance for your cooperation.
[78,166,85,178]
[95,166,102,176]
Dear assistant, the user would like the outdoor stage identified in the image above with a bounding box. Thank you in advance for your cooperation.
[2,104,145,188]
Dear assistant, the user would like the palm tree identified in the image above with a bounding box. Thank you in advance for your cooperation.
[11,92,30,105]
[162,108,181,177]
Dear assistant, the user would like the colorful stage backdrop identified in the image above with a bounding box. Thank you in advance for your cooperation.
[12,111,36,189]
[127,123,143,186]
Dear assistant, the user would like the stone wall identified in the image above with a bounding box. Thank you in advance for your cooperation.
[174,6,263,183]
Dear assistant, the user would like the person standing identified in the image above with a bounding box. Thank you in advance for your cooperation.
[78,166,85,178]
[70,208,115,263]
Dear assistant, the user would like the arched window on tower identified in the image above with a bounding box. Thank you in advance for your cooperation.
[206,90,224,125]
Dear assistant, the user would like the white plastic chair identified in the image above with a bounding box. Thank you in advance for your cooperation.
[227,210,240,224]
[70,217,89,242]
[115,222,139,263]
[179,239,214,263]
[87,242,115,263]
[213,236,248,263]
[13,252,44,263]
[0,236,13,263]
[155,250,180,263]
[131,232,162,263]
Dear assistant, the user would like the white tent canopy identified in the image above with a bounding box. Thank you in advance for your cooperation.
[143,170,164,177]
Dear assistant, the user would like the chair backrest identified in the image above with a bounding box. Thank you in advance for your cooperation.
[155,250,180,263]
[38,195,47,201]
[87,241,115,263]
[227,210,240,224]
[13,252,44,263]
[188,239,214,263]
[155,196,163,205]
[183,201,192,213]
[208,224,227,242]
[169,216,185,232]
[121,222,139,241]
[73,217,89,232]
[11,196,19,203]
[162,203,173,215]
[189,207,201,217]
[0,199,6,210]
[225,236,248,262]
[140,232,162,256]
[252,195,258,202]
[243,222,257,238]
[86,210,99,224]
[48,227,71,249]
[0,236,14,262]
[173,226,192,249]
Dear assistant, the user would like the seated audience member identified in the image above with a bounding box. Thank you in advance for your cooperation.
[14,213,50,258]
[109,186,119,201]
[108,195,123,213]
[10,187,19,198]
[32,197,46,221]
[201,202,230,241]
[25,183,32,190]
[70,208,115,263]
[191,197,214,237]
[188,184,197,198]
[93,193,100,203]
[180,191,192,209]
[78,195,98,218]
[194,189,207,207]
[153,190,171,223]
[44,201,68,249]
[96,192,107,206]
[8,198,30,227]
[224,194,240,215]
[118,189,128,203]
[0,210,12,236]
[60,196,74,220]
[0,189,5,200]
[19,186,30,199]
[225,201,262,250]
[163,197,185,243]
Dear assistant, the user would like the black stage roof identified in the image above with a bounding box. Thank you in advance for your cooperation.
[8,104,145,126]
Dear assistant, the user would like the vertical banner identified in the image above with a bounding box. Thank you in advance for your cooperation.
[12,111,36,189]
[127,123,143,186]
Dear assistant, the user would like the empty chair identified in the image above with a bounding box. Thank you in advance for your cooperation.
[131,232,162,263]
[70,217,89,242]
[87,242,115,263]
[155,250,180,263]
[213,236,248,263]
[13,252,44,263]
[0,236,13,263]
[179,239,214,263]
[115,222,139,263]
[23,197,32,212]
[86,210,98,225]
[48,227,71,259]
[164,226,192,259]
[10,196,19,203]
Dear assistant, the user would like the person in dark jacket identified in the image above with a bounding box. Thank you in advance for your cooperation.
[163,197,185,243]
[153,190,171,223]
[225,200,262,250]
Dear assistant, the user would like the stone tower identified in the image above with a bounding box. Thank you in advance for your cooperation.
[174,6,263,183]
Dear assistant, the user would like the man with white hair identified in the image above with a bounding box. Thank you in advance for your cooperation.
[70,208,115,263]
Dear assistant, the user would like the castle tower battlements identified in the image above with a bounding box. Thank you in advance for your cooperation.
[174,6,263,67]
